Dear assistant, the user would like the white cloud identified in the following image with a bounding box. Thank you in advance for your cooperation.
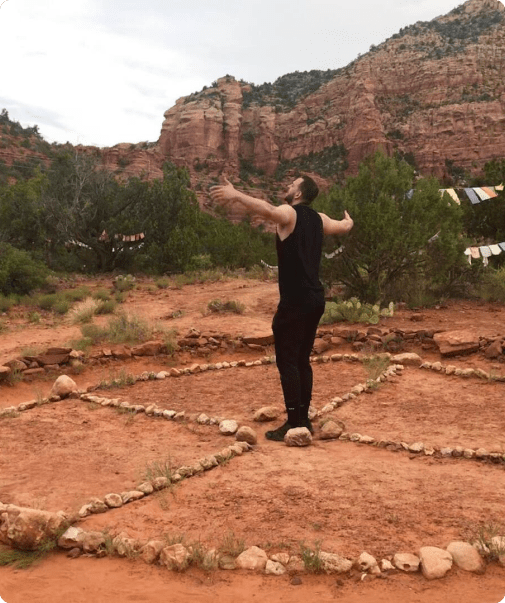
[0,0,473,146]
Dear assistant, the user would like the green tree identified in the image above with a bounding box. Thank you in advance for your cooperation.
[0,243,48,295]
[315,150,464,303]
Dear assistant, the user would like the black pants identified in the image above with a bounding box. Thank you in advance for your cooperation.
[272,305,325,427]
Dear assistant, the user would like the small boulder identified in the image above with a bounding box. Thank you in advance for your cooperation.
[265,559,286,575]
[50,375,78,398]
[433,330,480,357]
[235,426,257,445]
[446,541,485,573]
[254,406,282,422]
[219,420,239,435]
[319,551,353,574]
[235,546,268,570]
[393,553,420,572]
[391,353,423,366]
[419,546,453,580]
[320,420,345,440]
[140,540,165,565]
[284,427,312,447]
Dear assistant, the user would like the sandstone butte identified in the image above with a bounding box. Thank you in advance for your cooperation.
[2,0,505,217]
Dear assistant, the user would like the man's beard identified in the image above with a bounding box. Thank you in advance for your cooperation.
[284,192,295,205]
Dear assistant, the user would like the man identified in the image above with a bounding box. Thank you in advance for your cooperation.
[210,175,353,441]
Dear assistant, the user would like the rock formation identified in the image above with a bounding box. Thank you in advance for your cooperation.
[158,0,505,182]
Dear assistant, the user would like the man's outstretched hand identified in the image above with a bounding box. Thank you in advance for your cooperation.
[209,176,237,206]
[342,210,354,233]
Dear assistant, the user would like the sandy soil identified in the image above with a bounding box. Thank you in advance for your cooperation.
[1,276,505,603]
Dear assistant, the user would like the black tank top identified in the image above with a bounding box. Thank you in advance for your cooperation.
[276,204,325,311]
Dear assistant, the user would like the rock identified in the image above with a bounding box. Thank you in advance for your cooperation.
[485,339,503,359]
[140,540,165,564]
[271,552,290,565]
[0,366,12,381]
[254,406,282,422]
[50,375,78,398]
[104,493,123,508]
[290,576,303,585]
[235,426,257,445]
[381,559,395,571]
[160,543,191,570]
[218,555,237,570]
[284,427,312,447]
[320,420,345,440]
[475,448,489,459]
[197,413,210,424]
[265,559,287,575]
[4,359,27,371]
[393,553,420,572]
[136,482,154,495]
[446,541,485,573]
[433,331,480,357]
[319,551,353,574]
[152,476,169,490]
[131,341,164,356]
[356,551,378,571]
[287,555,305,572]
[81,498,108,515]
[58,527,85,549]
[82,531,105,553]
[67,547,82,559]
[219,419,239,435]
[313,338,330,354]
[409,442,425,453]
[391,353,423,366]
[243,333,274,346]
[0,504,68,551]
[35,352,70,366]
[235,546,268,571]
[419,546,453,580]
[121,490,144,504]
[113,533,139,557]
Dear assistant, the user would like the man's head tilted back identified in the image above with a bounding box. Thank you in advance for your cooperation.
[285,175,319,206]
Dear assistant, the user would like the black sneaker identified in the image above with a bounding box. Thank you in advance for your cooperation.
[300,418,314,435]
[265,421,295,442]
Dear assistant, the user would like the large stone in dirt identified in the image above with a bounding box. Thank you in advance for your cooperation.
[485,339,503,359]
[265,559,286,575]
[235,426,257,445]
[446,541,485,573]
[82,531,105,553]
[4,359,27,371]
[35,353,70,366]
[219,419,239,435]
[111,345,132,359]
[313,338,330,354]
[284,427,312,447]
[160,543,190,570]
[236,546,268,570]
[320,420,345,440]
[319,551,353,574]
[393,552,420,572]
[0,366,11,381]
[50,375,78,398]
[131,341,164,356]
[253,406,282,422]
[58,526,85,550]
[242,333,274,346]
[140,540,165,564]
[433,331,480,357]
[391,353,423,366]
[0,504,68,551]
[419,546,453,579]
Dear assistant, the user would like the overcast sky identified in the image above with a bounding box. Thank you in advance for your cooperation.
[0,0,465,148]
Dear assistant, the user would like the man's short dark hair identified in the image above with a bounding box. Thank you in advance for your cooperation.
[300,175,319,205]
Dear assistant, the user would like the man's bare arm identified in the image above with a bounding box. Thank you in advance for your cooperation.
[319,211,354,236]
[210,178,293,226]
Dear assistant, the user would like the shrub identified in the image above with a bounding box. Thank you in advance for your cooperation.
[95,300,116,315]
[93,288,112,301]
[68,298,100,323]
[0,294,16,313]
[320,298,394,325]
[64,286,91,302]
[0,243,49,296]
[474,266,505,303]
[113,274,136,291]
[106,313,153,344]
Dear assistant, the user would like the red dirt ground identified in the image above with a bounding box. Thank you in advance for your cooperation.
[1,277,505,603]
